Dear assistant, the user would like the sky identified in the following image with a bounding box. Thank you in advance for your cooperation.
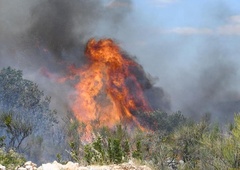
[1,0,240,123]
[96,0,240,121]
[96,0,240,71]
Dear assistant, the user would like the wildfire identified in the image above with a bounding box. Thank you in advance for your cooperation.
[64,39,152,138]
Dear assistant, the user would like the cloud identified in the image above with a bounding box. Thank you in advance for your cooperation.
[217,25,240,35]
[167,27,213,35]
[229,15,240,24]
[217,15,240,35]
[151,0,178,7]
[164,15,240,35]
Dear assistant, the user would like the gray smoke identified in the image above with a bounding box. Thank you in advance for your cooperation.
[0,0,132,67]
[180,40,240,123]
[0,0,171,117]
[2,0,238,128]
[27,0,101,61]
[0,0,137,163]
[0,0,135,114]
[109,1,240,124]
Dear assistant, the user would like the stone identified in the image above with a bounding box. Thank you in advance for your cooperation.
[17,161,38,170]
[63,161,79,170]
[0,164,6,170]
[25,165,33,170]
[77,167,88,170]
[17,168,26,170]
[31,160,152,170]
[179,160,184,165]
[40,163,60,170]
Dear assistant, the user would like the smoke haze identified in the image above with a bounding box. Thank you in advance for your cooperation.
[0,0,240,124]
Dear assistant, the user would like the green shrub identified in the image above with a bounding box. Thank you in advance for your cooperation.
[132,140,143,160]
[112,139,123,164]
[0,148,25,170]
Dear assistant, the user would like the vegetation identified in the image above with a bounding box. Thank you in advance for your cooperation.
[63,113,240,170]
[82,125,130,165]
[0,133,25,170]
[0,147,26,170]
[1,67,240,170]
[0,67,57,150]
[0,67,58,165]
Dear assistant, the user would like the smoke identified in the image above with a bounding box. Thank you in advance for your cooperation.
[0,0,132,66]
[0,0,141,163]
[0,0,171,119]
[5,0,240,163]
[179,40,240,122]
[1,0,239,126]
[141,36,240,123]
[104,1,240,124]
[27,0,101,61]
[0,1,119,100]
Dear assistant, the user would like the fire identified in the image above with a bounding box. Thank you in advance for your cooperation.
[66,39,152,137]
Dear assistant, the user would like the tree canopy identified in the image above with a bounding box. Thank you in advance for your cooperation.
[0,67,57,150]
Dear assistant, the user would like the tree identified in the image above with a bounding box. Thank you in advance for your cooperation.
[92,136,105,164]
[0,148,26,170]
[84,144,93,164]
[132,140,142,160]
[0,112,32,150]
[224,113,240,168]
[0,67,57,151]
[122,140,130,161]
[112,139,123,164]
[170,121,208,169]
[64,111,85,162]
[137,110,186,133]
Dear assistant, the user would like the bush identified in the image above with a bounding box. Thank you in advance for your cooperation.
[0,67,57,152]
[0,148,25,170]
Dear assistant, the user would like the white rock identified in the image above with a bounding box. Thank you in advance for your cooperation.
[25,161,32,166]
[18,168,26,170]
[89,165,110,170]
[41,163,60,170]
[52,161,63,168]
[36,161,152,170]
[63,161,79,170]
[179,160,184,165]
[25,165,33,170]
[36,166,43,170]
[78,167,88,170]
[0,164,6,170]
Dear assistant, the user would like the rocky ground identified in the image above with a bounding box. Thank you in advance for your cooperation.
[0,161,152,170]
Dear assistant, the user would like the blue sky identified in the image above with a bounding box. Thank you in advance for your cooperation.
[112,0,240,74]
[134,0,240,28]
[101,0,240,118]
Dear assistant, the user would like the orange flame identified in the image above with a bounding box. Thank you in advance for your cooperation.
[67,39,152,138]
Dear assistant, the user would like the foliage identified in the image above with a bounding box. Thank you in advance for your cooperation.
[3,67,240,170]
[137,110,187,132]
[83,125,132,165]
[68,141,80,162]
[141,113,240,170]
[0,67,57,152]
[0,136,5,148]
[84,144,93,164]
[64,111,86,163]
[0,147,25,170]
[0,112,32,150]
[132,140,142,160]
[112,139,123,164]
[122,140,130,161]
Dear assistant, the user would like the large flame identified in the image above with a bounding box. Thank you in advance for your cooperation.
[66,39,152,136]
